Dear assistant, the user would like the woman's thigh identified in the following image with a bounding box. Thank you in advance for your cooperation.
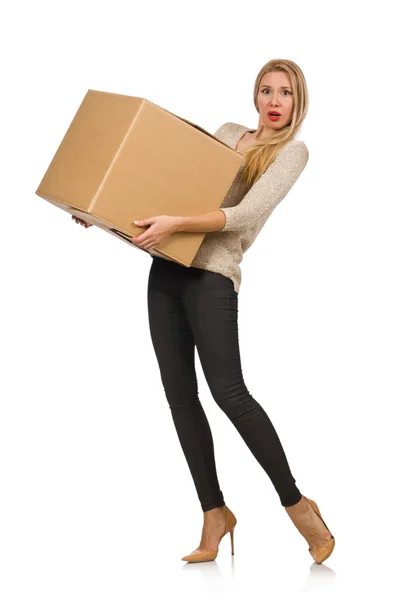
[180,269,245,404]
[147,259,198,407]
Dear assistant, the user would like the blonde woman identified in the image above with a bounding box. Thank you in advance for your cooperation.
[73,58,335,565]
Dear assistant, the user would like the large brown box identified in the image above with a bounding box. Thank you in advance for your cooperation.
[35,90,244,266]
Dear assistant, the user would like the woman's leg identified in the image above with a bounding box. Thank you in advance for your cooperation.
[147,259,225,512]
[181,268,302,507]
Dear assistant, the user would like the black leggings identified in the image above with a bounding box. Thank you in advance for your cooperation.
[147,257,302,512]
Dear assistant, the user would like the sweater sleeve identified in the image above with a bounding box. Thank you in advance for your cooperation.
[212,122,232,140]
[219,140,309,232]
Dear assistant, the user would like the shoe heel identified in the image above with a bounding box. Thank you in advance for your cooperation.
[304,496,331,532]
[303,496,335,564]
[181,505,237,563]
[230,527,235,555]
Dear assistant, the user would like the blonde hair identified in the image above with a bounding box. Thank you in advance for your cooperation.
[239,58,309,188]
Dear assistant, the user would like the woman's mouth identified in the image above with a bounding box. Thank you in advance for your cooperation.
[268,112,281,121]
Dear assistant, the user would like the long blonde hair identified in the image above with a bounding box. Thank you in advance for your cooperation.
[239,58,309,188]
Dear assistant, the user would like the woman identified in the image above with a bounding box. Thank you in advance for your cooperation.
[73,59,335,565]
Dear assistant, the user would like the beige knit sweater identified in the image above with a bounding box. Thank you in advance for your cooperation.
[151,122,309,293]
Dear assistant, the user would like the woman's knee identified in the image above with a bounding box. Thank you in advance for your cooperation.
[209,376,251,409]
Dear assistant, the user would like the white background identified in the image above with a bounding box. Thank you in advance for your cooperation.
[1,1,396,598]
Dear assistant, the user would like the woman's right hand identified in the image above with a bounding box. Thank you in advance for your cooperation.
[72,215,93,228]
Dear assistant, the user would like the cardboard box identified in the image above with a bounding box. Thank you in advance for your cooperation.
[35,90,244,266]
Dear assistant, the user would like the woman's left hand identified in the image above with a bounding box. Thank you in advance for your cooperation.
[132,215,179,250]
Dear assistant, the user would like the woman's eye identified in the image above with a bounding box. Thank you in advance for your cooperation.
[261,89,291,95]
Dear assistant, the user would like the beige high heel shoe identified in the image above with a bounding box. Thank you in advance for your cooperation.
[181,506,237,563]
[302,496,335,564]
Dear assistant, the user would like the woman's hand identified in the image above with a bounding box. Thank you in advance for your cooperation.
[132,215,179,251]
[72,215,93,228]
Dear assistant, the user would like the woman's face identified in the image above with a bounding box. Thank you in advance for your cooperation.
[256,71,294,135]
